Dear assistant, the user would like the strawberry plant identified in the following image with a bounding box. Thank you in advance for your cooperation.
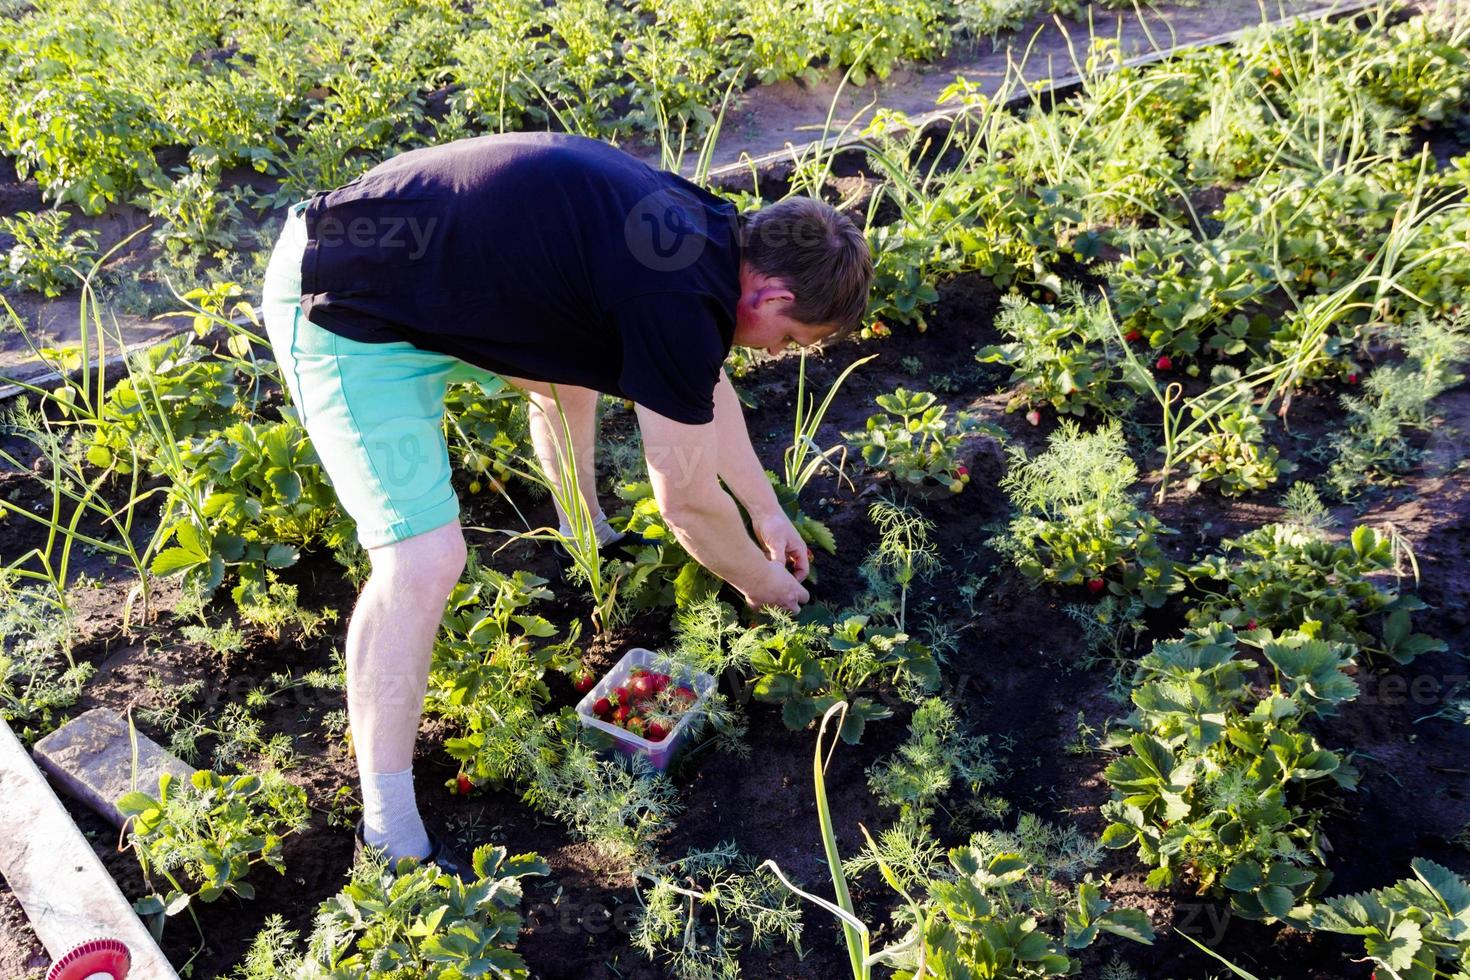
[1109,230,1274,365]
[431,560,579,787]
[0,209,98,297]
[444,380,529,496]
[1185,523,1446,662]
[763,703,1153,980]
[237,843,549,979]
[1302,858,1470,978]
[78,334,248,476]
[1100,625,1357,922]
[978,293,1134,419]
[748,613,938,744]
[1178,367,1294,496]
[119,768,309,939]
[150,416,356,605]
[846,388,985,493]
[999,421,1180,606]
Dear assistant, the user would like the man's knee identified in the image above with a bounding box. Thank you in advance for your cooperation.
[367,521,467,595]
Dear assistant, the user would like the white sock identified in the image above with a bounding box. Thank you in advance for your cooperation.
[361,768,431,861]
[559,510,621,546]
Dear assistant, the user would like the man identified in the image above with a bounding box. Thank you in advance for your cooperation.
[259,132,873,875]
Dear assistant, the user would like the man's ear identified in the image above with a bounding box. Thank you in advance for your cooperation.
[757,283,795,309]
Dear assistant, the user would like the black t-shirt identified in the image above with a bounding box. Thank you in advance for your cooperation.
[299,133,742,424]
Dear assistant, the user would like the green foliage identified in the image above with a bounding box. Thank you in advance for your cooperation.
[631,841,805,980]
[846,388,983,492]
[748,613,939,743]
[431,559,578,787]
[120,768,309,926]
[859,499,939,633]
[1185,523,1445,662]
[78,333,247,476]
[150,415,356,605]
[1303,858,1470,979]
[1178,367,1294,496]
[444,381,527,494]
[1099,624,1356,922]
[1318,313,1470,499]
[138,156,247,270]
[999,421,1180,605]
[885,845,1154,978]
[0,209,97,296]
[978,293,1134,419]
[233,844,549,979]
[866,697,1003,833]
[0,576,91,741]
[1108,231,1274,366]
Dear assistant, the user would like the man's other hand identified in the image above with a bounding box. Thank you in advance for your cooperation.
[742,559,811,614]
[752,510,811,582]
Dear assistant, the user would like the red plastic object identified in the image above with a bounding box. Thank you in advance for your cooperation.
[46,938,131,980]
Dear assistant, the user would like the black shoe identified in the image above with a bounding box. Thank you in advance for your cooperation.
[354,819,475,883]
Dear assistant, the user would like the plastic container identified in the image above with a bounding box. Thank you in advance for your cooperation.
[575,648,716,771]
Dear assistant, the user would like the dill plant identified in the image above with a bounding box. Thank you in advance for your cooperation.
[631,841,805,980]
[998,421,1180,606]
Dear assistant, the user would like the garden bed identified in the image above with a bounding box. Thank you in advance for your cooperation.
[2,2,1469,979]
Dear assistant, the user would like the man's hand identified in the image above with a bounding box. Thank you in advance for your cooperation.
[741,559,811,614]
[752,509,811,582]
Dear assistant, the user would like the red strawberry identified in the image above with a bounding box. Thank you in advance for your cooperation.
[456,773,473,796]
[630,675,655,700]
[1087,578,1105,594]
[1246,618,1258,630]
[647,720,670,741]
[1124,329,1142,343]
[612,685,630,705]
[613,704,631,724]
[1347,373,1359,384]
[1025,409,1042,427]
[672,686,697,708]
[956,464,970,482]
[573,671,595,693]
[593,696,612,717]
[1156,355,1173,371]
[650,672,671,693]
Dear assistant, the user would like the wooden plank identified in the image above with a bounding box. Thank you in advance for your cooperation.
[0,718,179,980]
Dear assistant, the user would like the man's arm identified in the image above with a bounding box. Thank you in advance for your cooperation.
[635,402,809,612]
[711,369,811,580]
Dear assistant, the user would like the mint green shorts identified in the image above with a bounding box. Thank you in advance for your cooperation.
[261,201,509,549]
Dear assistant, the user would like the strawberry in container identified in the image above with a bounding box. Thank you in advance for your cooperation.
[575,648,716,771]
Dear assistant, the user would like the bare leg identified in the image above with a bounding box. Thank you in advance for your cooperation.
[347,521,466,857]
[509,379,602,529]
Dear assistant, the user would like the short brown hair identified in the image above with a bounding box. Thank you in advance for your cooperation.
[739,197,873,339]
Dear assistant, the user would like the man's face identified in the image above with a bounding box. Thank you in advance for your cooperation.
[733,268,837,356]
